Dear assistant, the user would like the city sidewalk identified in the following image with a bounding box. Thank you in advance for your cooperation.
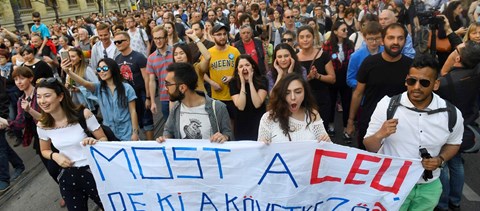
[0,104,165,210]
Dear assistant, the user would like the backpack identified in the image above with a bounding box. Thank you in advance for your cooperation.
[386,94,456,132]
[436,65,480,153]
[77,109,119,141]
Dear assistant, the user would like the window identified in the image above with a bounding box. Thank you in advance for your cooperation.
[18,0,32,9]
[68,0,78,5]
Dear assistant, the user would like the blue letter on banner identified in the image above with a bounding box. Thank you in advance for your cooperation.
[203,147,231,179]
[90,146,136,181]
[173,147,203,179]
[258,153,298,188]
[131,147,174,179]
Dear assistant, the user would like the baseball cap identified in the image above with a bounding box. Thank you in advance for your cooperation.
[211,23,229,34]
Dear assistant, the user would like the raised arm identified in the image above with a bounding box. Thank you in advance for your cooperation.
[61,59,96,92]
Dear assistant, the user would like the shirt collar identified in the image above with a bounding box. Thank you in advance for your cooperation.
[400,92,441,111]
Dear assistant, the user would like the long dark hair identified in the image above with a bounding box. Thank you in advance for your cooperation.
[444,1,462,29]
[271,43,304,80]
[98,58,128,108]
[36,77,84,128]
[268,73,318,137]
[233,54,263,89]
[328,21,354,53]
[173,43,193,63]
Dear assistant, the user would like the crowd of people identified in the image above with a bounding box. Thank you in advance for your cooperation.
[0,0,480,210]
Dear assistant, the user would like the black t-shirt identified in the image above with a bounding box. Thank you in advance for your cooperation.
[188,39,215,63]
[299,50,330,92]
[115,50,148,91]
[356,53,413,126]
[23,60,53,83]
[229,76,268,140]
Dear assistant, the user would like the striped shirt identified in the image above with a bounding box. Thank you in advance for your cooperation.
[146,46,173,102]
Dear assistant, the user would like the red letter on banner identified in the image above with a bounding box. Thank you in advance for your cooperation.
[371,159,413,194]
[310,149,348,184]
[345,154,382,185]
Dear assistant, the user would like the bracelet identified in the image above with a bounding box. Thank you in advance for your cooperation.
[194,38,201,43]
[317,74,322,80]
[50,151,56,160]
[132,128,139,134]
[242,91,247,94]
[146,97,151,100]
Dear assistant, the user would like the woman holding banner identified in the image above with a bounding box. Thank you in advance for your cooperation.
[36,77,105,210]
[257,73,330,143]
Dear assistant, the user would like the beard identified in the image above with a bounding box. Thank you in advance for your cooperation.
[214,38,227,47]
[384,44,403,58]
[169,89,185,102]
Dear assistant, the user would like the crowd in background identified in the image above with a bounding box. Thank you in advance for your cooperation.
[0,0,480,210]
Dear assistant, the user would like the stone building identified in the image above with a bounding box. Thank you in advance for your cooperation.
[0,0,135,31]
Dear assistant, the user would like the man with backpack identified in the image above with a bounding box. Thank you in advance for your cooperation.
[435,40,480,211]
[364,54,464,211]
[126,16,150,57]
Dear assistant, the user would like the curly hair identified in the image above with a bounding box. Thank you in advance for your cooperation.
[268,73,318,137]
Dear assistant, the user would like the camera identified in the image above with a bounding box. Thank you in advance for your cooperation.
[417,9,444,29]
[419,148,433,181]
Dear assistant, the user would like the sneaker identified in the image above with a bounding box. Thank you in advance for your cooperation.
[11,167,25,181]
[449,203,461,211]
[13,138,22,147]
[0,181,10,192]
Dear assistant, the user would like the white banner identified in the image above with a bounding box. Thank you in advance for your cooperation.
[83,140,424,211]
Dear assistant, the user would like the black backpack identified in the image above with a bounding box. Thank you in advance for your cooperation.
[386,94,457,132]
[77,109,119,141]
[436,65,480,153]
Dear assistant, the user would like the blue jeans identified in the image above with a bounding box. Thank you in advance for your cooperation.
[438,153,464,208]
[161,101,170,121]
[0,130,25,183]
[135,89,154,131]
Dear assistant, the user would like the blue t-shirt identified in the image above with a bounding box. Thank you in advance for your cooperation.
[93,82,137,141]
[31,23,51,39]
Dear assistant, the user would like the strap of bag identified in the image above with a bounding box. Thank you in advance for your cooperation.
[77,108,92,136]
[139,28,147,47]
[309,48,323,71]
[212,100,220,133]
[353,32,359,47]
[386,94,402,120]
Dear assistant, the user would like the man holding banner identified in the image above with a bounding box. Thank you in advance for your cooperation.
[363,54,464,211]
[156,62,233,143]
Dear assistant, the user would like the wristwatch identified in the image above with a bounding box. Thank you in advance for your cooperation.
[438,155,445,167]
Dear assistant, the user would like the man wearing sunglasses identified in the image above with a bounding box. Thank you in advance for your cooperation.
[31,12,51,57]
[113,31,154,141]
[364,53,463,211]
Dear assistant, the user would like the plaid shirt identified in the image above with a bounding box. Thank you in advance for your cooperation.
[322,41,354,73]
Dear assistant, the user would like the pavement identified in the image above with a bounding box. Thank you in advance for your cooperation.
[0,109,479,211]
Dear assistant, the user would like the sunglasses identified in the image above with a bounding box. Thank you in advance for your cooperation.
[36,77,58,87]
[282,38,293,42]
[51,37,58,40]
[406,77,431,88]
[96,66,110,72]
[33,20,41,23]
[285,16,294,19]
[113,40,127,45]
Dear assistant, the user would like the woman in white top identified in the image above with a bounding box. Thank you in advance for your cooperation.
[258,73,330,143]
[36,77,106,210]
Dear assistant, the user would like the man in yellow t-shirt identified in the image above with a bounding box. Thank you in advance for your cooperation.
[207,24,240,120]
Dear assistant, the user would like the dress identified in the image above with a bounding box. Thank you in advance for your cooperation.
[257,111,327,143]
[229,77,268,140]
[22,60,53,83]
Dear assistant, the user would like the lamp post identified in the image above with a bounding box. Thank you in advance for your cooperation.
[10,0,25,31]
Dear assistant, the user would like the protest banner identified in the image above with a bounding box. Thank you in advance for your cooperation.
[82,140,424,211]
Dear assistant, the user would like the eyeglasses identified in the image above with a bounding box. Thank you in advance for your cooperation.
[36,77,58,87]
[406,77,431,88]
[51,37,58,40]
[113,40,127,45]
[282,38,293,42]
[153,36,166,40]
[165,81,177,87]
[366,37,382,43]
[96,66,110,72]
[285,16,294,19]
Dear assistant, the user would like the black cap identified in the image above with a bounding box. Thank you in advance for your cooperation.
[211,23,229,34]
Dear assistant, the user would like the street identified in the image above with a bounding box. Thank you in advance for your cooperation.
[0,111,479,211]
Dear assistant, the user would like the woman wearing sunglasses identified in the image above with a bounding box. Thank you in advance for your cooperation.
[64,48,98,112]
[62,58,139,141]
[322,21,355,142]
[36,77,105,210]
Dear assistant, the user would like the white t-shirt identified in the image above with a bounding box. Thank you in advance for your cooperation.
[179,103,212,139]
[37,114,101,167]
[257,111,328,143]
[128,28,149,57]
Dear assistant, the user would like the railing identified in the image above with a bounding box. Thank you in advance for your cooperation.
[19,8,35,16]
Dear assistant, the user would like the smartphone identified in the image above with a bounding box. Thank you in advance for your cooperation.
[60,51,70,61]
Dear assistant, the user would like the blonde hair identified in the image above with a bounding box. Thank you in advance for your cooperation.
[463,22,480,42]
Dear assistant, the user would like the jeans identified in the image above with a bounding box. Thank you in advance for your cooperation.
[438,153,464,208]
[0,130,25,183]
[161,101,170,121]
